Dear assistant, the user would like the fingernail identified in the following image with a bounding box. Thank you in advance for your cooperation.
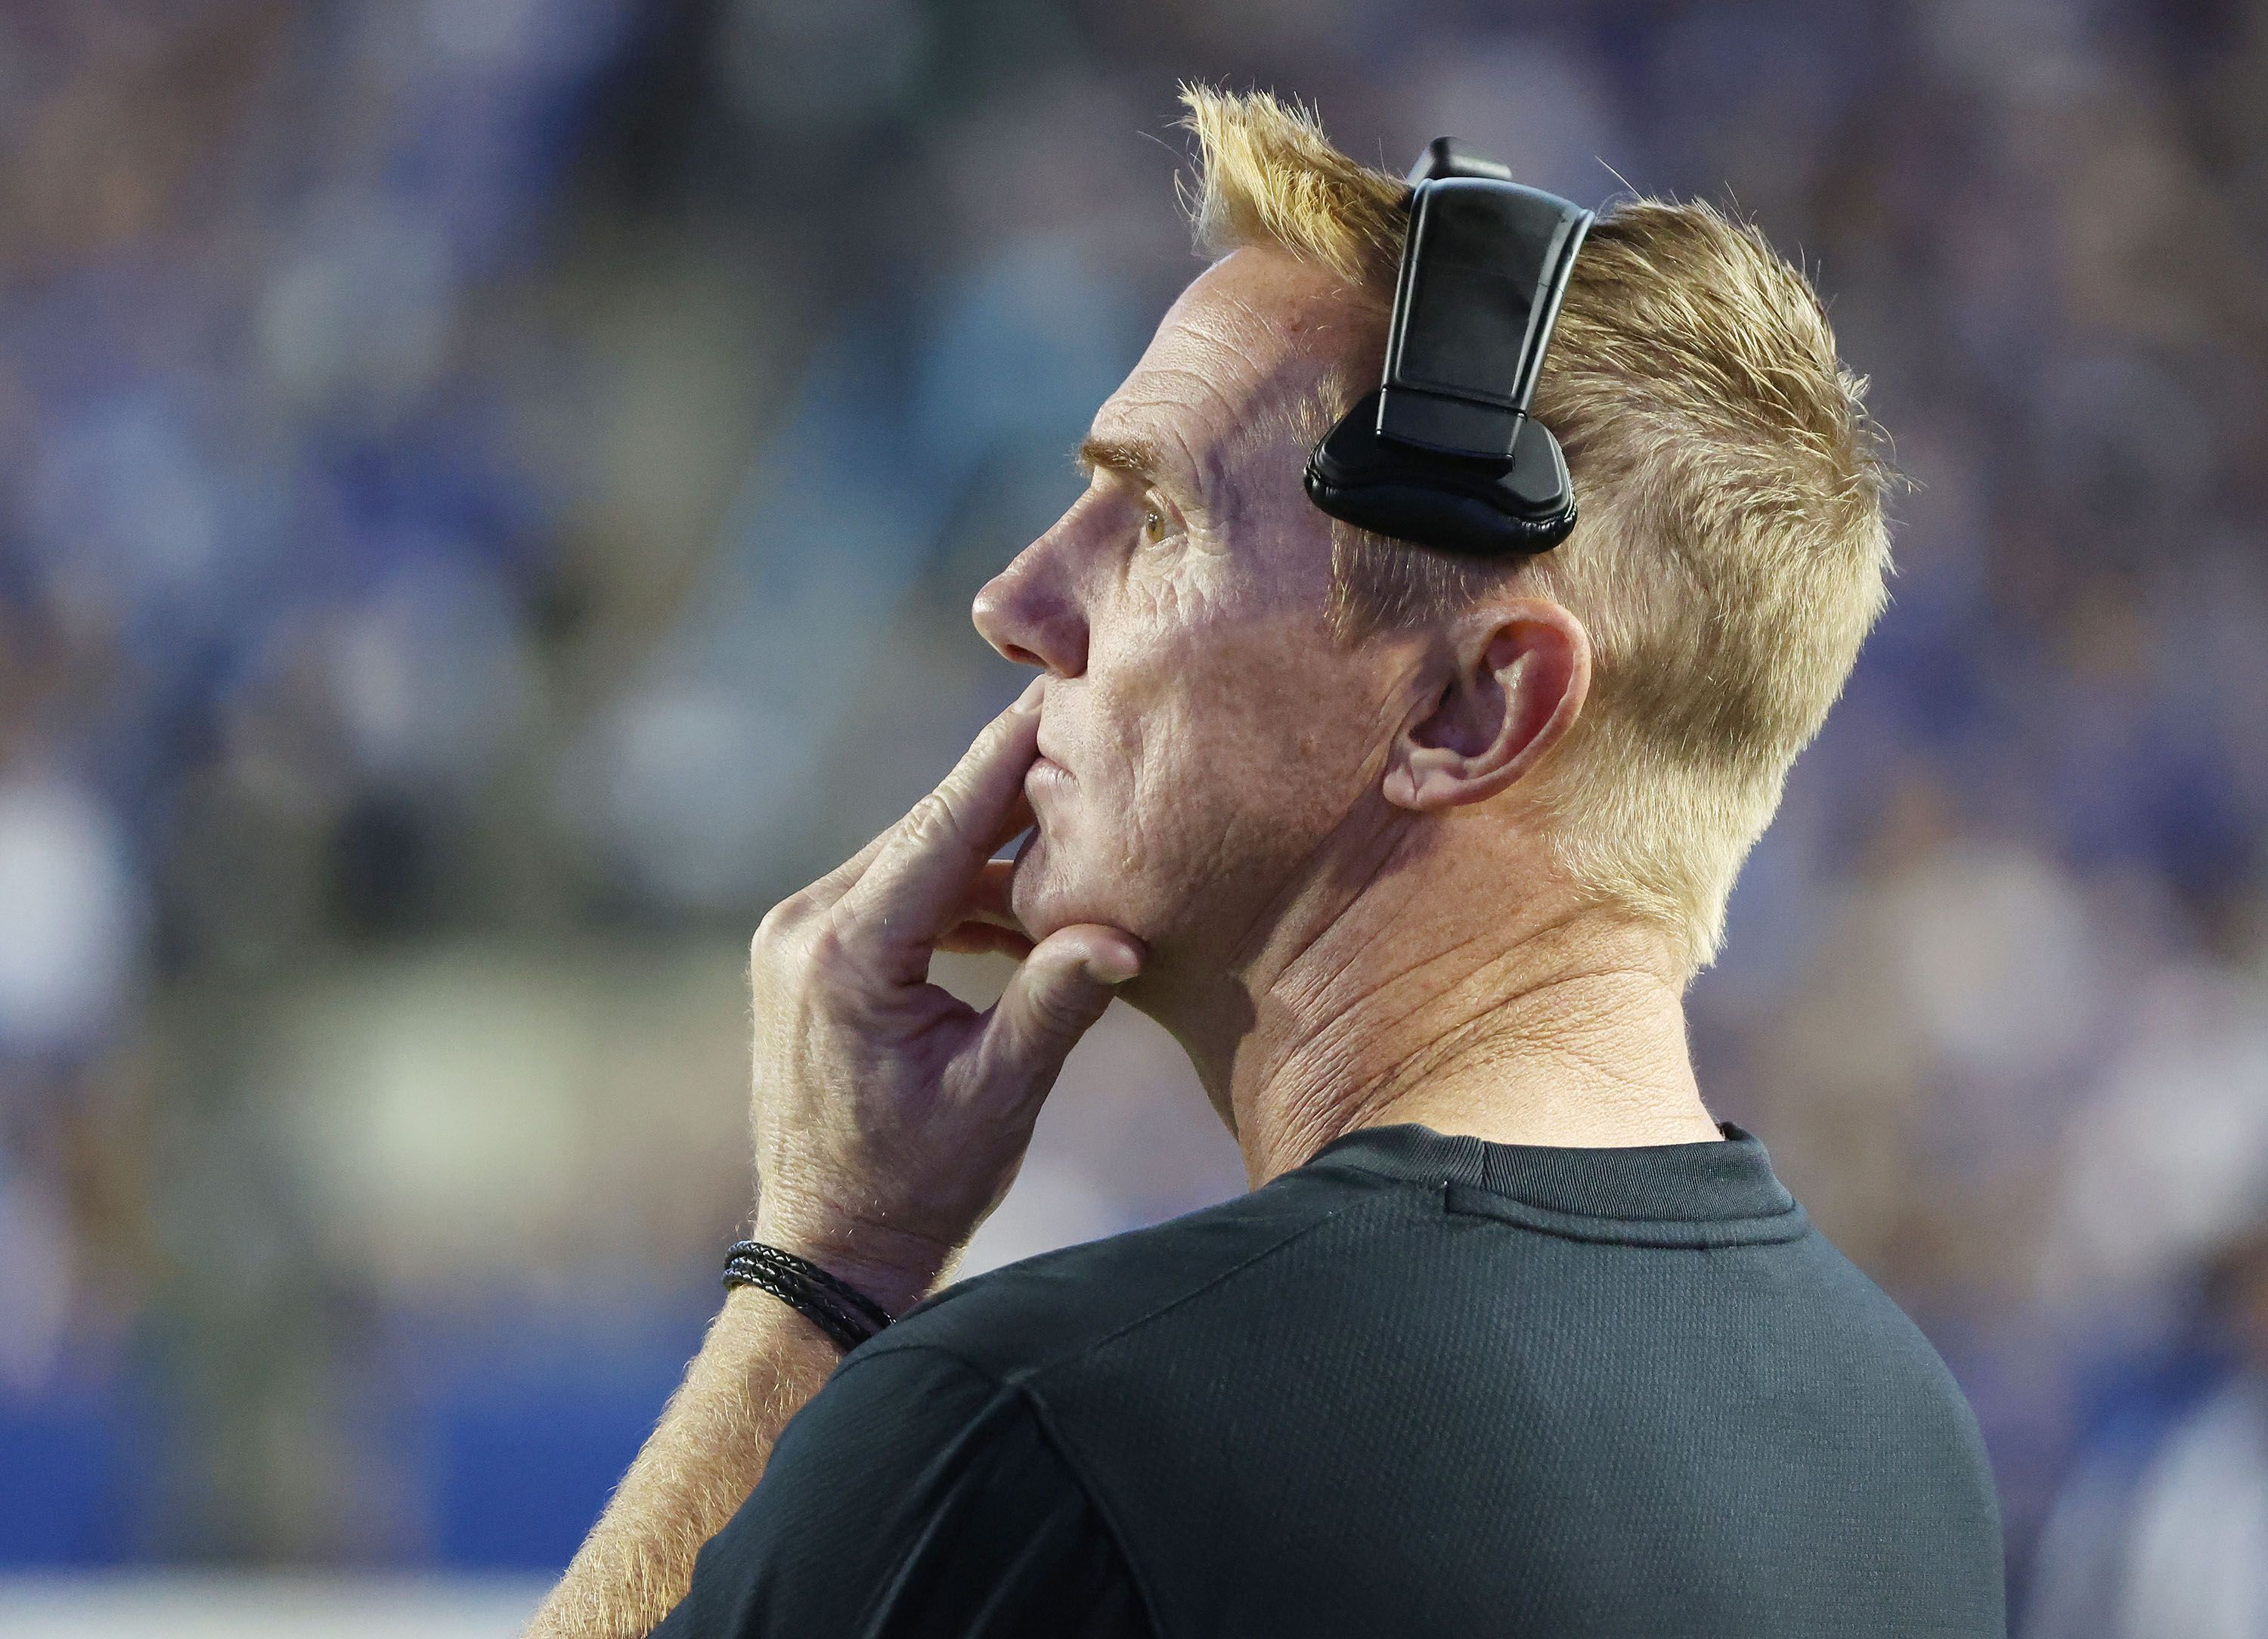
[1012,676,1046,713]
[1082,943,1142,986]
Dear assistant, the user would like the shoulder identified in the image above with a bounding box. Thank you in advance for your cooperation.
[1773,1226,2000,1485]
[665,1330,1149,1637]
[1794,1228,1985,1387]
[856,1158,1407,1386]
[680,1188,1392,1639]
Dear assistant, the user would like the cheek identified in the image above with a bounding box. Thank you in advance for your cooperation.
[1016,543,1387,937]
[1099,611,1380,860]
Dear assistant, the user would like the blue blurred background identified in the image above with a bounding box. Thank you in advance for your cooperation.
[3,1,2267,1631]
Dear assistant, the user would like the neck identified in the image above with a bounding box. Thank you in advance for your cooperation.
[1146,837,1721,1187]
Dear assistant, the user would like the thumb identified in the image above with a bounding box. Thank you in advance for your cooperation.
[979,924,1145,1098]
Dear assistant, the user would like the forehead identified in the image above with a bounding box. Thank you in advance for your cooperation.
[1086,246,1380,476]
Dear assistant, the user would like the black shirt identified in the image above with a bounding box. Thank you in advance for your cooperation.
[655,1123,2005,1637]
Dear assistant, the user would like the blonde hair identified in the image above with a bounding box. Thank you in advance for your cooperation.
[1179,86,1894,980]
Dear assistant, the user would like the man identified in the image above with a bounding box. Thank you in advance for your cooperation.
[529,88,2004,1637]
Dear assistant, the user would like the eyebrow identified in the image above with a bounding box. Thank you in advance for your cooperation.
[1074,432,1167,483]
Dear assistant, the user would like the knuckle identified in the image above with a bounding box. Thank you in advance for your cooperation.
[801,920,844,971]
[751,897,809,962]
[804,922,869,989]
[1019,974,1097,1039]
[903,785,970,847]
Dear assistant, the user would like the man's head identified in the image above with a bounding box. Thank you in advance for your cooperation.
[974,88,1891,990]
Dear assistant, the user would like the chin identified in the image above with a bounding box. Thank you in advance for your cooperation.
[1009,829,1136,944]
[1007,833,1077,940]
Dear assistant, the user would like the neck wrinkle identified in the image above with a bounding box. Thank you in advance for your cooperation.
[1219,892,1715,1187]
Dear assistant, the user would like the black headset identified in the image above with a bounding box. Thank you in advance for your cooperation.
[1303,139,1594,558]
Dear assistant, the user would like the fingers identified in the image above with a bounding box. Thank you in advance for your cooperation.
[933,863,1030,955]
[976,925,1144,1099]
[956,859,1020,929]
[807,793,1033,918]
[937,922,1036,958]
[832,687,1044,966]
[804,825,899,910]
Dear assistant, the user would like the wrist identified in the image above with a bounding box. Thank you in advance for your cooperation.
[748,1215,954,1320]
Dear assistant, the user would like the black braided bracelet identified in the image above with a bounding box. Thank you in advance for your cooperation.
[727,1241,897,1334]
[723,1259,873,1350]
[722,1254,872,1347]
[723,1253,874,1350]
[722,1240,895,1351]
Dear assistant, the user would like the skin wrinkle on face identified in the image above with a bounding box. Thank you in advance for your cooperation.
[1098,281,1349,557]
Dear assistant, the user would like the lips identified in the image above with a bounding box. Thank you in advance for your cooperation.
[1026,736,1072,800]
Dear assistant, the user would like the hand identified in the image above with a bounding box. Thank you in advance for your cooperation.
[744,680,1142,1317]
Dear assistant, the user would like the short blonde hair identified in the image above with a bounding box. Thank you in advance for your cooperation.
[1179,86,1894,981]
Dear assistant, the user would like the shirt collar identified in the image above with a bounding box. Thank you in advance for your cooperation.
[1303,1121,1796,1225]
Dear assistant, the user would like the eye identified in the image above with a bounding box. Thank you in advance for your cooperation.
[1139,500,1178,547]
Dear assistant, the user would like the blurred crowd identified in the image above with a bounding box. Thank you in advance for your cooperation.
[2,0,2265,1628]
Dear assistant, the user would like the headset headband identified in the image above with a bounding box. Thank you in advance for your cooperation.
[1304,139,1593,557]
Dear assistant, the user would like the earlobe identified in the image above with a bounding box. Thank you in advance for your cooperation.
[1383,604,1588,814]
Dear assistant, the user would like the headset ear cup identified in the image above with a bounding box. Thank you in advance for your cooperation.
[1305,390,1577,557]
[1504,416,1577,533]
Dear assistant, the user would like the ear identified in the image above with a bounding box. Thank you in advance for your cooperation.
[1382,600,1591,813]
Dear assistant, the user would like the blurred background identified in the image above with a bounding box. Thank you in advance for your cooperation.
[2,0,2266,1632]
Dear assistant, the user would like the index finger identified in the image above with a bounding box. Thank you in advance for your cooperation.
[831,686,1044,965]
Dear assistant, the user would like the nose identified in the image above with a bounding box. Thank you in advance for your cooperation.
[972,539,1088,677]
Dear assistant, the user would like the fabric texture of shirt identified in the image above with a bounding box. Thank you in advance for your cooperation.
[653,1123,2006,1637]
